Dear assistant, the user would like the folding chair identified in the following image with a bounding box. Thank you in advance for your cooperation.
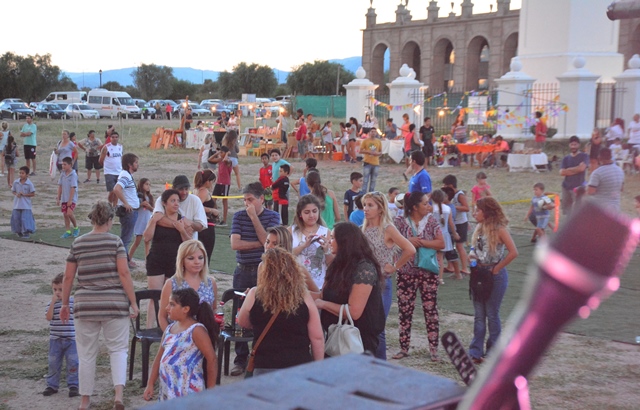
[128,289,163,387]
[216,288,254,384]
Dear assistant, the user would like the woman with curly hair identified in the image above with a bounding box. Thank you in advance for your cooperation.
[468,197,518,364]
[238,247,324,375]
[266,226,320,292]
[392,191,444,362]
[315,222,385,354]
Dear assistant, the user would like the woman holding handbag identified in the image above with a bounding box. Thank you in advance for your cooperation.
[315,222,385,354]
[468,197,518,364]
[237,247,324,376]
[392,191,444,362]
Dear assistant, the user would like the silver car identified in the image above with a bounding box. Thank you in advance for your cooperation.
[65,103,100,119]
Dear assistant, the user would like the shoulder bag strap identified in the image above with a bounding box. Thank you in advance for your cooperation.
[247,308,281,372]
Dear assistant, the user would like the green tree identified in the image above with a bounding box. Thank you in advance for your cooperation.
[287,60,355,95]
[168,79,198,101]
[218,62,277,99]
[0,52,75,102]
[102,81,124,91]
[131,63,175,100]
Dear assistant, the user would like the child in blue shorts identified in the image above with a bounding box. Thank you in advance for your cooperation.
[525,182,554,243]
[43,273,79,397]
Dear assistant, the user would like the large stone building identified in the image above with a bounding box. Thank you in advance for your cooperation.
[362,0,640,93]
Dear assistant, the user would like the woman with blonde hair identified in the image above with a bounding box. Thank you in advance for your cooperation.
[361,191,415,360]
[158,240,217,331]
[238,247,324,376]
[468,197,518,364]
[266,225,319,292]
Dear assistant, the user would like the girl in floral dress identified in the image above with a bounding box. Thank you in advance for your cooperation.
[143,288,218,401]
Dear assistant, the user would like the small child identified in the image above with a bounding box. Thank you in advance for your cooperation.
[272,164,291,225]
[526,182,554,243]
[129,178,154,263]
[471,171,492,212]
[270,149,292,211]
[348,194,365,227]
[431,189,460,284]
[198,135,214,171]
[11,166,36,239]
[387,187,400,218]
[441,186,460,275]
[3,134,18,189]
[291,158,317,197]
[143,288,217,401]
[610,137,623,160]
[57,157,79,238]
[259,153,273,209]
[343,172,364,220]
[69,132,79,172]
[43,273,79,398]
[211,146,232,226]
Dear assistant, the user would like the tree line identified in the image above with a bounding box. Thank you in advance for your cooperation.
[0,52,355,103]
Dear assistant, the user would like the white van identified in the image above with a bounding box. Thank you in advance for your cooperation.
[41,91,87,105]
[87,89,141,118]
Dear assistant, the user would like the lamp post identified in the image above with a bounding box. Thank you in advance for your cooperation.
[99,69,102,88]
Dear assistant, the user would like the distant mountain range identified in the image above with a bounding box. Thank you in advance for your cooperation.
[63,56,385,89]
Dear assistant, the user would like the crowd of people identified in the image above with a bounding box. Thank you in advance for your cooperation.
[2,108,636,407]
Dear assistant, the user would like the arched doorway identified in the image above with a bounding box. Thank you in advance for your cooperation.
[371,43,388,90]
[401,41,421,81]
[466,36,490,90]
[503,32,519,76]
[432,38,455,92]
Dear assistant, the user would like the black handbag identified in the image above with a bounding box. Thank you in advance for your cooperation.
[469,265,495,303]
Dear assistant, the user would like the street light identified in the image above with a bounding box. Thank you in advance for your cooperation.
[99,69,102,88]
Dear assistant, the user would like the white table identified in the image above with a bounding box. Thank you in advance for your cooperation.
[507,153,548,172]
[185,130,213,149]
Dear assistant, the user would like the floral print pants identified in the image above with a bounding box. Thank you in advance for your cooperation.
[397,267,439,354]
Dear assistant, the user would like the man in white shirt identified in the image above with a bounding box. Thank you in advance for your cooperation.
[99,131,123,196]
[113,153,140,262]
[152,174,206,240]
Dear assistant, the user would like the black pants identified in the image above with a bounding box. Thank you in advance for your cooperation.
[274,202,289,226]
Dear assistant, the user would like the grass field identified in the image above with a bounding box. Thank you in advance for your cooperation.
[1,116,639,409]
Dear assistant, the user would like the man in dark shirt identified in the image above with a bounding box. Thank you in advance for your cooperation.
[229,182,281,375]
[560,135,589,215]
[419,117,435,165]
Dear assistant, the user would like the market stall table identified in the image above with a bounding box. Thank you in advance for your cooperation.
[185,130,212,149]
[507,153,548,172]
[455,144,496,155]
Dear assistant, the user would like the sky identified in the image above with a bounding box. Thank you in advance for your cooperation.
[4,0,521,73]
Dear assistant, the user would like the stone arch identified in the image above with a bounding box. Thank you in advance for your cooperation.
[502,32,519,76]
[371,42,389,91]
[401,41,422,82]
[432,37,455,92]
[466,36,490,90]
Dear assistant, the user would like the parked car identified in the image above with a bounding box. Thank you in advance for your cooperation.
[202,102,231,116]
[175,102,210,117]
[65,103,100,119]
[0,98,26,105]
[200,99,225,106]
[0,102,34,119]
[35,103,68,119]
